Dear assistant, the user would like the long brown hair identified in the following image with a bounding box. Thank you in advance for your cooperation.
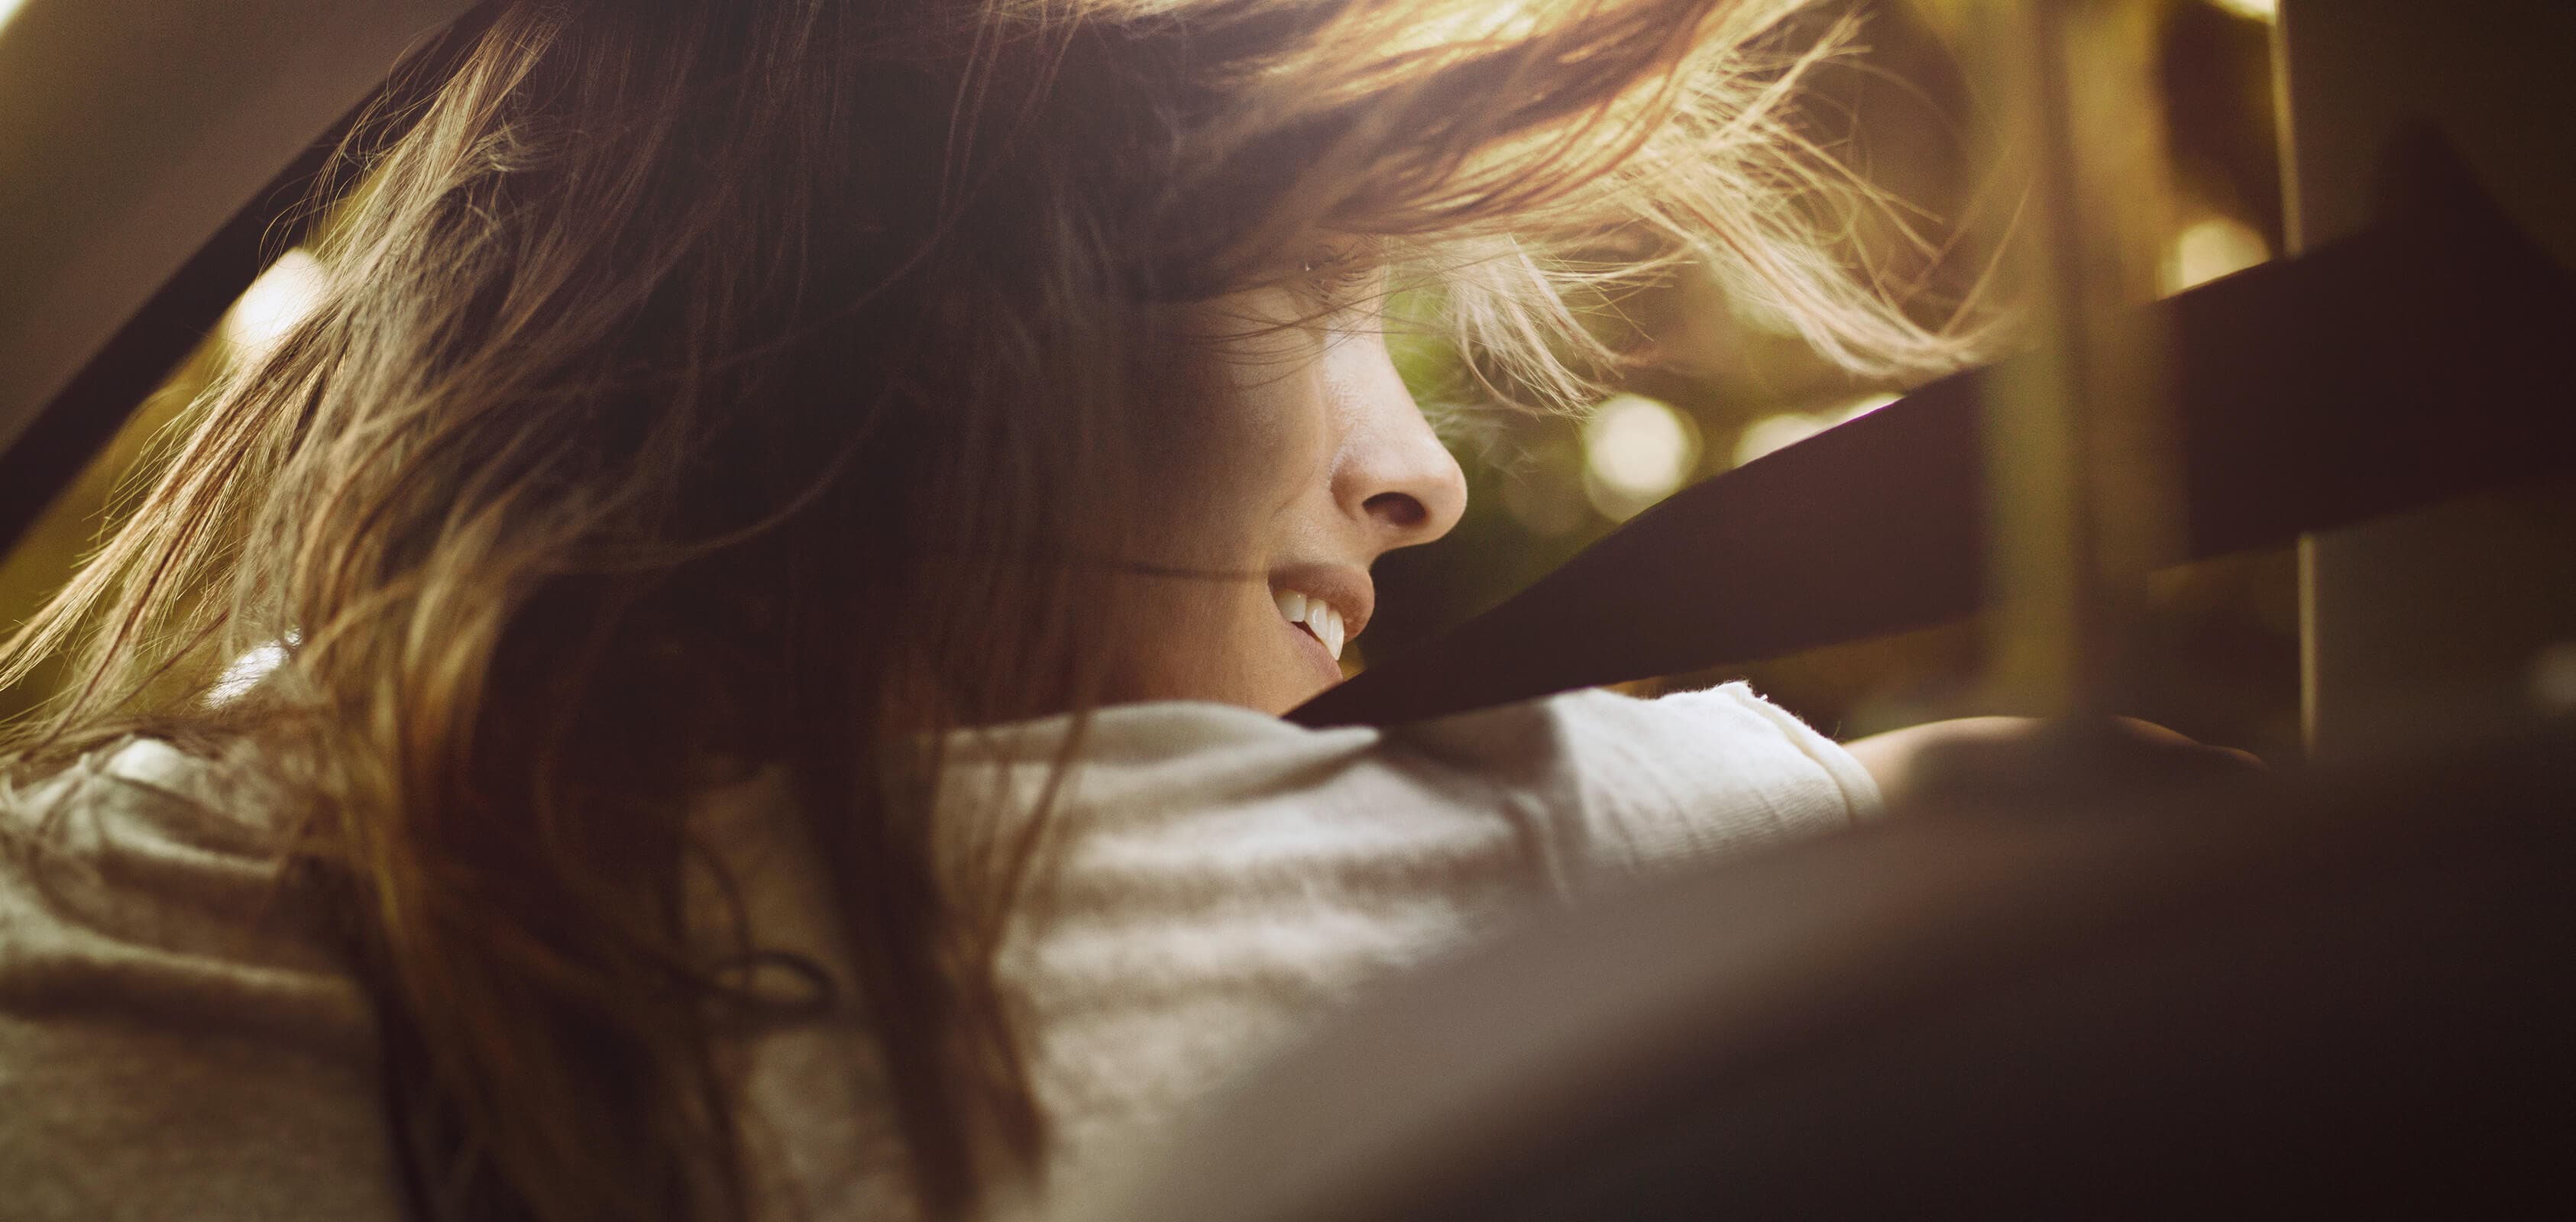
[1,2,1979,1218]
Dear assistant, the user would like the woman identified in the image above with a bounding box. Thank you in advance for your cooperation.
[1,2,1995,1219]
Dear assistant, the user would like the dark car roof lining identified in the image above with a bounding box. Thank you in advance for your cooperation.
[0,0,482,554]
[0,125,343,553]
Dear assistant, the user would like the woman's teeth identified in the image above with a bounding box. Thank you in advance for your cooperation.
[1273,589,1347,661]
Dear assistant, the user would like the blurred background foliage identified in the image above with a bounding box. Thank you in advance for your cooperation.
[0,0,2299,755]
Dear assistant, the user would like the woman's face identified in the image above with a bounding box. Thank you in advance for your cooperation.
[1108,274,1467,715]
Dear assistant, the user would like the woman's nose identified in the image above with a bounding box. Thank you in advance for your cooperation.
[1328,333,1468,551]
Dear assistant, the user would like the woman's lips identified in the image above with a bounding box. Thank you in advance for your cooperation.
[1271,588,1349,688]
[1269,566,1372,693]
[1271,587,1348,659]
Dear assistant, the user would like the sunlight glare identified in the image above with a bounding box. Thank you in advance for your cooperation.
[209,643,287,706]
[223,250,329,357]
[2160,216,2270,295]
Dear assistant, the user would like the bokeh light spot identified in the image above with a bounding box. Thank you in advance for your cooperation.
[1732,412,1830,468]
[1583,394,1700,521]
[1729,393,1897,469]
[1838,391,1902,420]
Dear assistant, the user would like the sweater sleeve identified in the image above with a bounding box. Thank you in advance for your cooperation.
[1393,681,1880,887]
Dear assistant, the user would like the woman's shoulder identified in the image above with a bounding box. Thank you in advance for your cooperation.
[941,684,1878,886]
[0,737,401,1221]
[5,736,293,853]
[898,688,1879,1199]
[1377,681,1882,877]
[1,738,317,950]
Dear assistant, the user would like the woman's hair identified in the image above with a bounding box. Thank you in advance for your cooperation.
[0,1,1979,1218]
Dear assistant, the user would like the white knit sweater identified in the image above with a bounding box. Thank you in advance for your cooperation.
[0,684,1876,1220]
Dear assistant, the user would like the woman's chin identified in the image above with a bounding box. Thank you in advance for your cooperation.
[1218,631,1345,716]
